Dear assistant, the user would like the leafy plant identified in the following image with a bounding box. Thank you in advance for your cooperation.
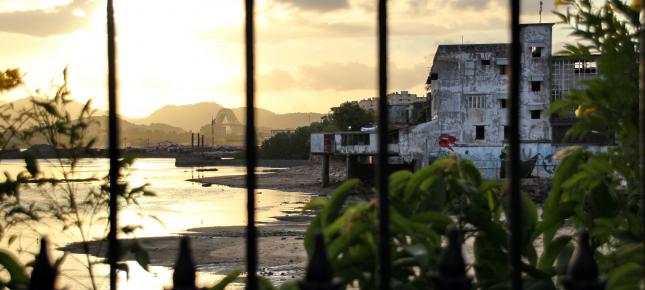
[0,68,155,290]
[547,1,644,289]
[303,156,569,289]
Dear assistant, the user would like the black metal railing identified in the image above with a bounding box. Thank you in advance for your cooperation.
[20,0,640,289]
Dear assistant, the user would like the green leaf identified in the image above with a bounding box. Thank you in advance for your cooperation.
[538,235,571,272]
[0,250,29,286]
[278,281,300,290]
[504,191,537,248]
[606,262,644,290]
[403,165,437,202]
[523,278,556,290]
[389,170,412,198]
[258,276,277,290]
[302,198,327,212]
[588,183,618,218]
[304,214,322,256]
[209,270,241,290]
[410,211,453,233]
[321,179,360,227]
[418,176,446,211]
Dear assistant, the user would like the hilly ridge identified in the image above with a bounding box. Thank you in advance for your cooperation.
[5,98,324,146]
[131,102,323,132]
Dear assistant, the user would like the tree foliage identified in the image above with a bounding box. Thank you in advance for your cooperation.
[258,101,372,159]
[322,101,374,132]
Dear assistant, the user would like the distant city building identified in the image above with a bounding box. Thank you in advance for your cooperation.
[357,91,425,111]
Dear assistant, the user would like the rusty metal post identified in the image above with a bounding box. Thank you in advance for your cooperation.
[432,228,471,290]
[321,154,330,187]
[172,237,198,290]
[29,239,57,290]
[562,231,605,290]
[298,232,341,290]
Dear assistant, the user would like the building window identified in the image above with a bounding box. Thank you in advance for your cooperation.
[503,126,510,140]
[531,46,542,57]
[499,65,507,75]
[531,81,542,92]
[475,126,485,140]
[530,110,541,119]
[481,59,491,66]
[467,95,485,109]
[499,99,507,108]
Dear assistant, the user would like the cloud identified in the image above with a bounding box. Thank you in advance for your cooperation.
[261,62,427,92]
[272,0,350,12]
[259,69,296,91]
[391,62,428,90]
[0,0,96,36]
[448,0,502,10]
[299,62,374,91]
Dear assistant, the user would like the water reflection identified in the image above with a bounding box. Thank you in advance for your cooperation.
[1,158,309,289]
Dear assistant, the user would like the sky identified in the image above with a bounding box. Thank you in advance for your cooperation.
[0,0,570,118]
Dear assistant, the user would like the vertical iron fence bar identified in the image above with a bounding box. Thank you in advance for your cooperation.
[640,0,645,248]
[244,0,258,289]
[106,0,120,289]
[508,0,523,289]
[377,0,390,289]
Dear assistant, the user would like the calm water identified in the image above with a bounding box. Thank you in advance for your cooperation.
[0,158,310,289]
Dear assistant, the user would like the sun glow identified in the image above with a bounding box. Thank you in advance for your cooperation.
[83,1,247,117]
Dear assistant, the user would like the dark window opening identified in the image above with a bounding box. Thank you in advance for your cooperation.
[430,73,438,80]
[499,99,507,108]
[341,134,370,146]
[504,126,510,140]
[530,110,541,119]
[475,126,485,140]
[499,65,507,75]
[481,59,491,66]
[531,81,541,92]
[531,46,542,57]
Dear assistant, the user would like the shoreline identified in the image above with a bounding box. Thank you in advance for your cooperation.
[188,160,347,195]
[60,162,346,285]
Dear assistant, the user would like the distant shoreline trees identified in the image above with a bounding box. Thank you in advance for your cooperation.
[259,101,373,160]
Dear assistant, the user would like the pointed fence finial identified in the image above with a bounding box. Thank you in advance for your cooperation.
[298,232,341,290]
[29,238,57,290]
[432,227,471,290]
[563,231,605,290]
[172,237,197,290]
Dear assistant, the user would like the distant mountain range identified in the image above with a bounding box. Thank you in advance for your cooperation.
[130,102,323,132]
[4,98,324,146]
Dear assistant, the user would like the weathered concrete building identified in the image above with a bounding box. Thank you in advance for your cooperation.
[311,23,607,181]
[399,23,606,177]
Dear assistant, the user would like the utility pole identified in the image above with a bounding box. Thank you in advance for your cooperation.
[539,1,543,23]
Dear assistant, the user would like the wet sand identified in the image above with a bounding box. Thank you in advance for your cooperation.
[60,161,347,284]
[188,160,347,195]
[60,225,310,284]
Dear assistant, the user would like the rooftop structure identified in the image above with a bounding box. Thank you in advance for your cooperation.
[357,91,426,111]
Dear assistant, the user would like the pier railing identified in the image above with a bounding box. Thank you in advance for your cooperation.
[14,0,645,289]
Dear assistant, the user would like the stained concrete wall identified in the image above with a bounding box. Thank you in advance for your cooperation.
[407,24,555,165]
[310,133,325,154]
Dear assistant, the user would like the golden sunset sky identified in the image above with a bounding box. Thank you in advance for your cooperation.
[0,0,567,117]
